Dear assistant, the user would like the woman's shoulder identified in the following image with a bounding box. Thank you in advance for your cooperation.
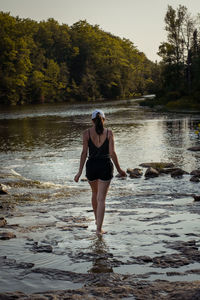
[83,128,93,138]
[106,128,113,138]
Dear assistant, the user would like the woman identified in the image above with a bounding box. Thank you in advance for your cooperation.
[74,109,126,235]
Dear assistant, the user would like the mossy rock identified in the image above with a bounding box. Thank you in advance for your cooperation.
[140,162,174,170]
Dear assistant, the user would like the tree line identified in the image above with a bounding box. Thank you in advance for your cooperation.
[156,5,200,109]
[0,12,156,105]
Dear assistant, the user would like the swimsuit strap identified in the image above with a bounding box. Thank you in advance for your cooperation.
[88,129,90,138]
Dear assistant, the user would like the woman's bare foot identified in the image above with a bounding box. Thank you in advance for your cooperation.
[96,229,107,235]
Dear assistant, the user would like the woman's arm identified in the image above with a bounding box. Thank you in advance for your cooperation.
[74,130,88,182]
[108,130,126,176]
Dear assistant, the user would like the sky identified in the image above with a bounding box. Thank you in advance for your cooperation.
[1,0,200,62]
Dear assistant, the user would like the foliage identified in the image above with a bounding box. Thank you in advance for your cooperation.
[0,13,156,105]
[157,5,200,109]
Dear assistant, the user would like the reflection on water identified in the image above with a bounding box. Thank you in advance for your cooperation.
[1,100,200,293]
[1,100,200,184]
[88,236,113,273]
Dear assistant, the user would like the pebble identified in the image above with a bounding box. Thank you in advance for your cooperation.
[0,217,7,227]
[0,184,8,194]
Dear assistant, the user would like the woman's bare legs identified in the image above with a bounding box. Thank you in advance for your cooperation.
[96,180,111,235]
[88,180,98,222]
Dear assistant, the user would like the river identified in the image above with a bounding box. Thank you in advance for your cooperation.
[0,98,200,295]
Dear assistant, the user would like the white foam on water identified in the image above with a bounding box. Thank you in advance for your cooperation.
[5,168,23,177]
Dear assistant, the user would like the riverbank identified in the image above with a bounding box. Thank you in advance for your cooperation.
[140,96,200,113]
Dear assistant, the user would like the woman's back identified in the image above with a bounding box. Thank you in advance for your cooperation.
[88,128,109,160]
[88,127,108,148]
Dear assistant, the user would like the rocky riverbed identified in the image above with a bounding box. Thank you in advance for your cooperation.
[1,100,200,299]
[1,165,200,299]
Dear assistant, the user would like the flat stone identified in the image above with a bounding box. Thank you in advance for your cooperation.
[33,244,53,253]
[140,162,174,169]
[0,232,16,240]
[188,146,200,151]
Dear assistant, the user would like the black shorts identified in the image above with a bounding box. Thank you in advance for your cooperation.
[86,158,113,181]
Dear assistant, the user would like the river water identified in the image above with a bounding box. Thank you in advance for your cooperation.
[0,99,200,294]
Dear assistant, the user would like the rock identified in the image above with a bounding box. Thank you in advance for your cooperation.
[145,167,159,178]
[126,168,134,174]
[159,168,174,174]
[81,178,88,182]
[188,146,200,151]
[137,256,153,262]
[193,195,200,201]
[0,184,8,194]
[129,168,143,178]
[0,232,16,240]
[190,169,200,177]
[171,168,188,178]
[140,162,174,169]
[33,243,53,253]
[190,176,200,183]
[0,217,7,227]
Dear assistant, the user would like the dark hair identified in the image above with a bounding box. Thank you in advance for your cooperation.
[93,112,104,135]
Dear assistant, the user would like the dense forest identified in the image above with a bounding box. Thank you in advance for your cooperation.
[0,12,157,105]
[147,5,200,110]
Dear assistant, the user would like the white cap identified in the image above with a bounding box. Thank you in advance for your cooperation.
[91,109,105,120]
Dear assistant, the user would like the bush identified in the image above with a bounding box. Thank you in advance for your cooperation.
[166,96,200,110]
[165,91,181,101]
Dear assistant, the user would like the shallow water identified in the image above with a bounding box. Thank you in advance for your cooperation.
[0,99,200,293]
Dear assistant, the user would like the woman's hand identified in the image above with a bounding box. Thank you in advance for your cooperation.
[118,169,127,177]
[74,171,82,182]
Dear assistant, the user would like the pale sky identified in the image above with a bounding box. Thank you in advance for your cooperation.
[0,0,200,62]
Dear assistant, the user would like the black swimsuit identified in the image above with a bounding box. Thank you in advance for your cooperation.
[86,129,113,181]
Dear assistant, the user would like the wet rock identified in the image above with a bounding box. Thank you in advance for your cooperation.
[159,168,174,174]
[190,176,200,182]
[193,195,200,201]
[145,167,159,178]
[127,168,134,174]
[59,224,88,231]
[152,253,191,268]
[171,168,188,178]
[128,168,143,178]
[81,178,88,182]
[0,184,8,194]
[188,146,200,151]
[1,279,200,300]
[0,232,16,240]
[33,243,53,253]
[0,217,7,227]
[166,271,184,276]
[137,256,153,263]
[190,169,200,177]
[140,162,174,169]
[0,256,34,270]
